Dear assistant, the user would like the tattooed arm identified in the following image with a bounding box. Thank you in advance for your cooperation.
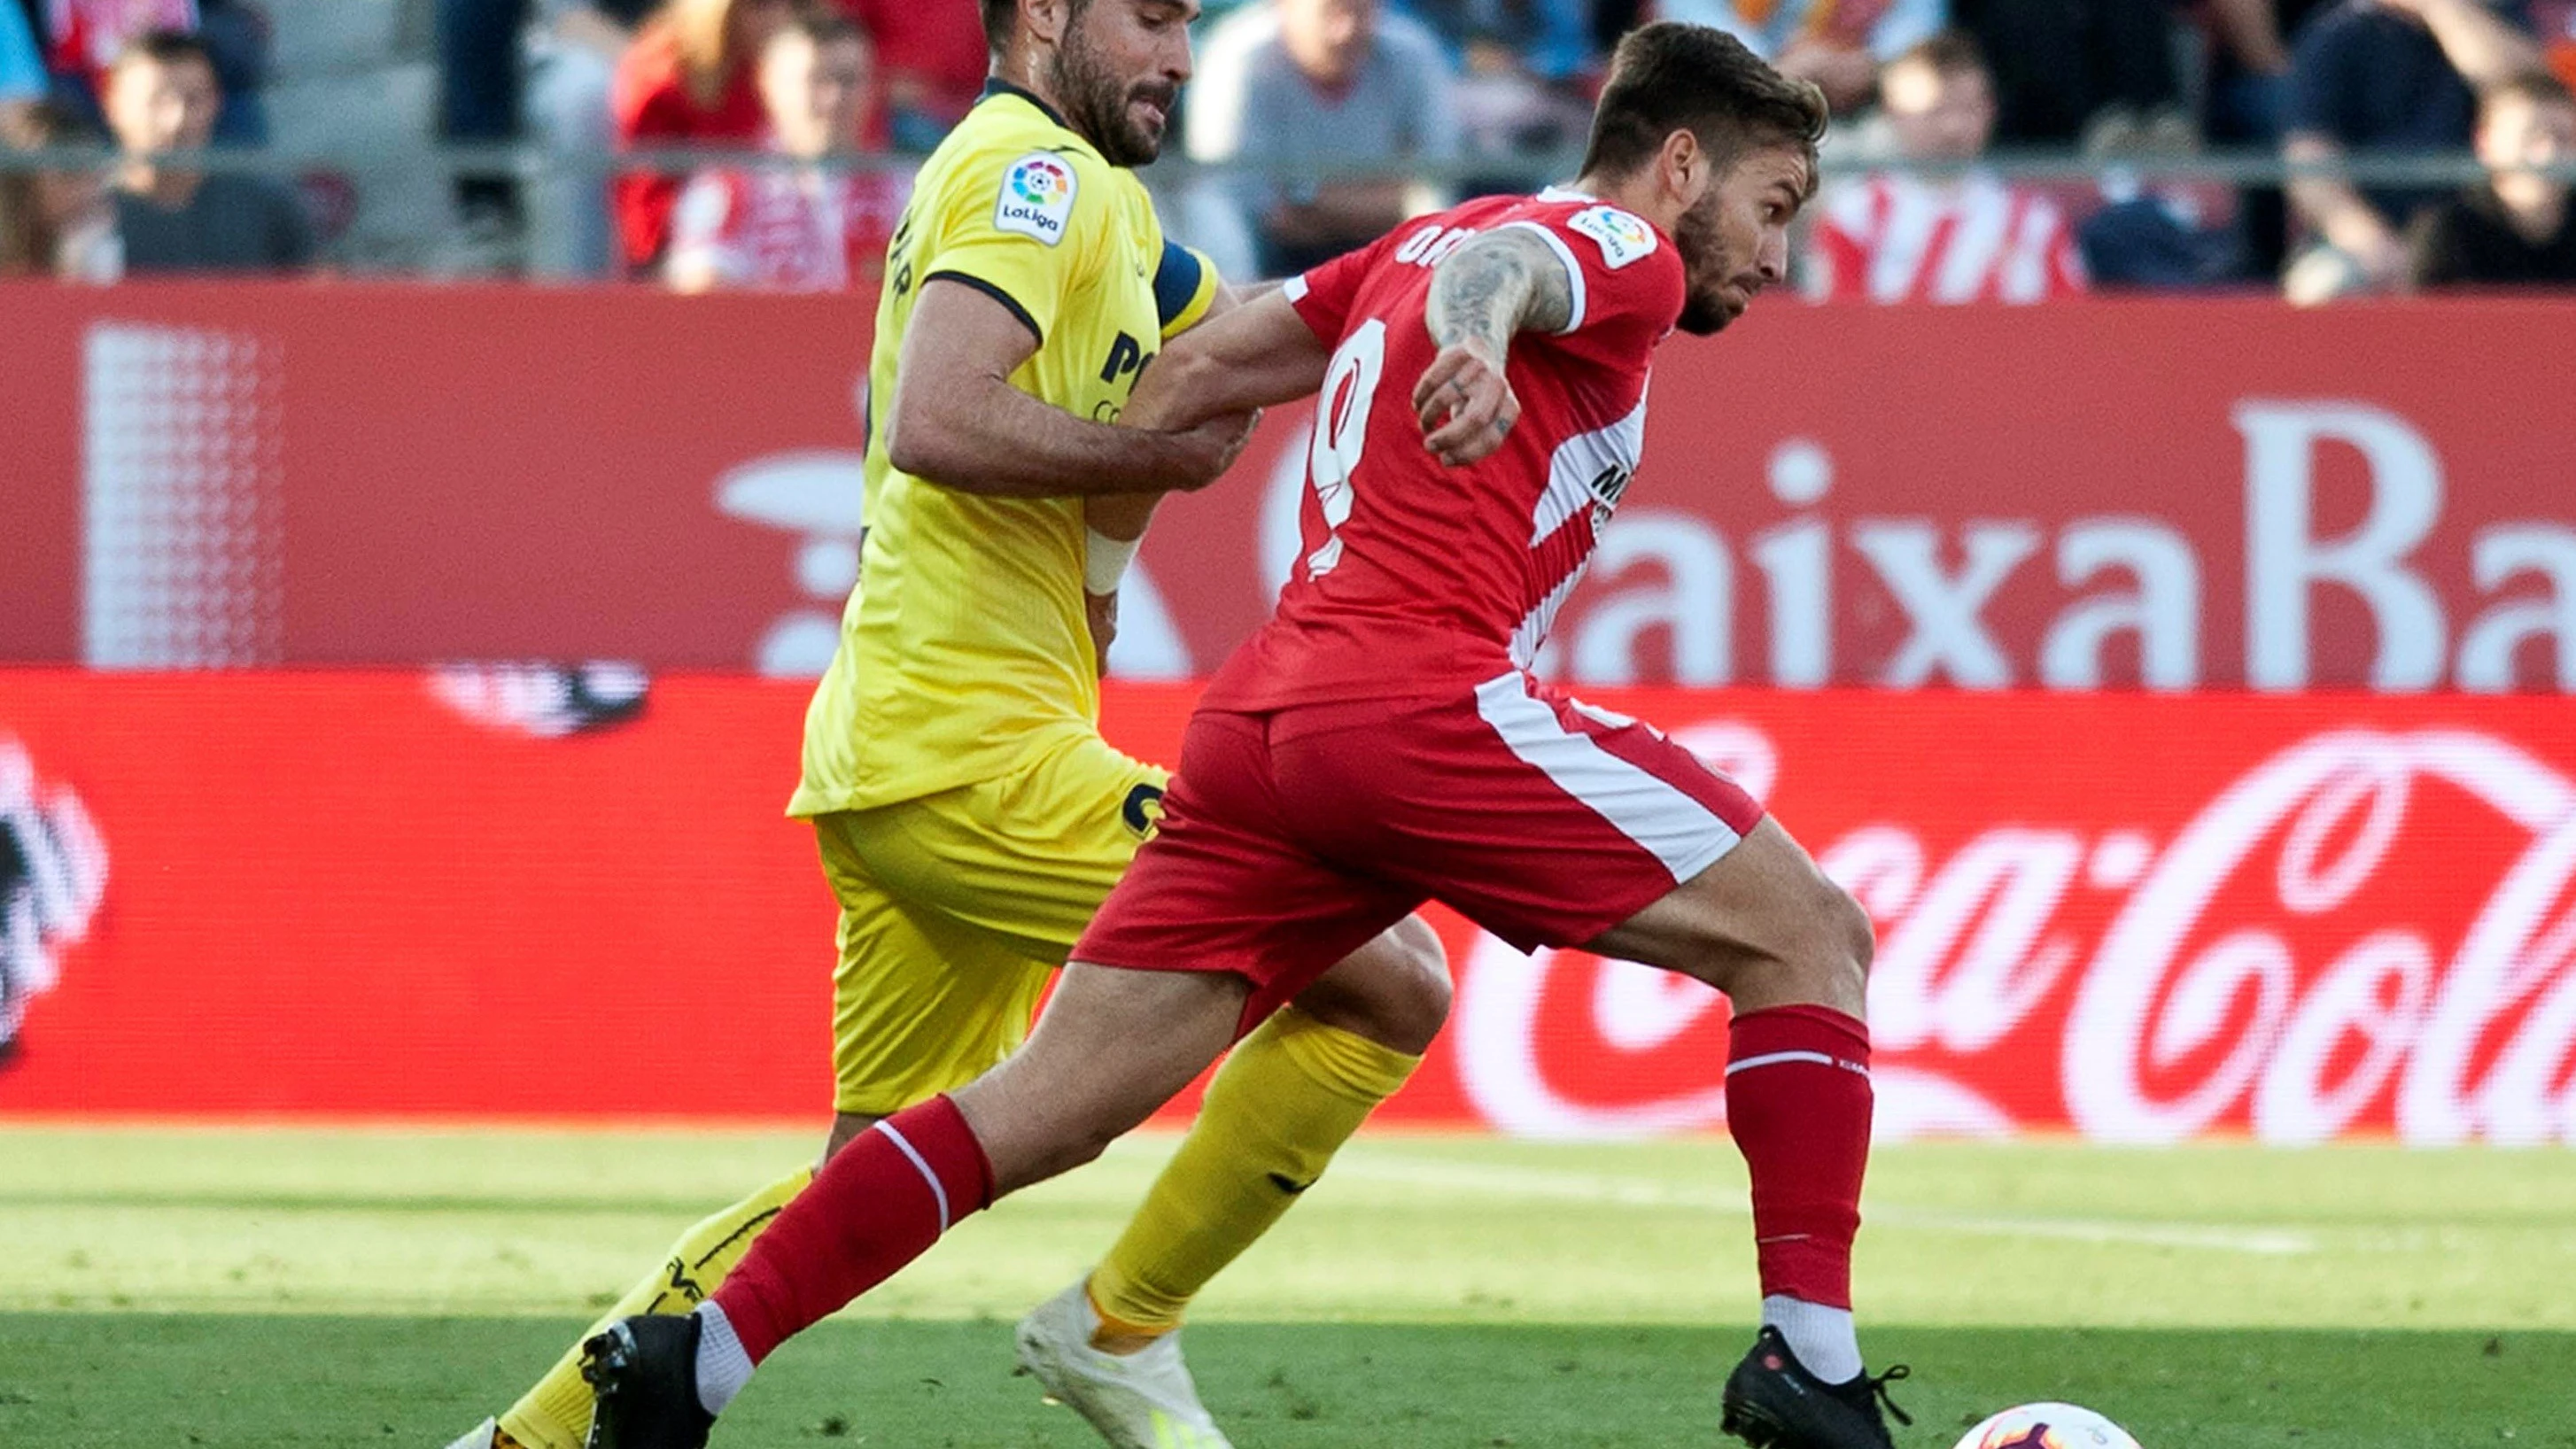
[1413,228,1576,467]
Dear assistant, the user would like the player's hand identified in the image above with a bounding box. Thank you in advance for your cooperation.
[1166,407,1263,492]
[1413,338,1520,468]
[1085,589,1119,675]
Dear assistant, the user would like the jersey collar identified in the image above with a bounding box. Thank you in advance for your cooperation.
[981,77,1071,130]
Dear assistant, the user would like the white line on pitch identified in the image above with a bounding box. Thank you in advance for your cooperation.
[1322,1149,2318,1257]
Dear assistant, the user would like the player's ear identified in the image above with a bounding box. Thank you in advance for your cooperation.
[1022,0,1071,49]
[1659,128,1709,211]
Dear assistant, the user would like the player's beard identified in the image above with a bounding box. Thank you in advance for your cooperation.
[1672,192,1736,336]
[1051,18,1175,167]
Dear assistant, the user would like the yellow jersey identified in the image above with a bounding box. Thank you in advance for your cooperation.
[790,81,1221,817]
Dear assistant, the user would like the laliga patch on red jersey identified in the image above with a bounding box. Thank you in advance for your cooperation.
[1567,205,1656,269]
[994,152,1077,245]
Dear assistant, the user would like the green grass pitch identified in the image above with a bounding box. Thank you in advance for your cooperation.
[3,1126,2572,1447]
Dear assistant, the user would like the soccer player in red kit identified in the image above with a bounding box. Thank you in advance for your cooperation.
[581,23,1906,1449]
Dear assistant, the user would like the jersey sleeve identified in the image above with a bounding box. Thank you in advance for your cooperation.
[1502,202,1687,362]
[1283,228,1405,343]
[915,146,1106,345]
[1153,240,1223,340]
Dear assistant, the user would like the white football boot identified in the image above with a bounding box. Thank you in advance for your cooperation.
[1014,1279,1234,1449]
[437,1418,500,1449]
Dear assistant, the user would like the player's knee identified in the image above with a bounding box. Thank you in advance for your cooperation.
[1321,917,1451,1056]
[966,1096,1129,1196]
[1824,879,1874,979]
[1381,916,1453,1053]
[820,1112,883,1166]
[1025,1118,1125,1184]
[1790,877,1874,1011]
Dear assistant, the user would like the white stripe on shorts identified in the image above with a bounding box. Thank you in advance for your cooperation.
[873,1120,950,1232]
[1726,1049,1865,1077]
[1471,672,1741,886]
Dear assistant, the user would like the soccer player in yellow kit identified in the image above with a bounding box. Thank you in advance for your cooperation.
[445,4,1447,1449]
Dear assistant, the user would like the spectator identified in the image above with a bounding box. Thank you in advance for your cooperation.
[2201,0,2332,140]
[2281,0,2543,303]
[1186,0,1459,276]
[2198,0,2332,278]
[0,99,120,278]
[842,0,984,150]
[612,0,793,275]
[1405,0,1594,161]
[1651,0,1944,118]
[1803,31,2085,302]
[1942,0,2185,148]
[1402,0,1593,81]
[665,6,907,291]
[2408,71,2576,286]
[43,0,271,144]
[437,0,656,275]
[102,27,306,272]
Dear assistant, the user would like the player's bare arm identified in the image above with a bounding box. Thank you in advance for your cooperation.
[1080,278,1289,670]
[885,279,1259,499]
[1082,275,1285,546]
[1117,288,1337,440]
[1414,228,1575,467]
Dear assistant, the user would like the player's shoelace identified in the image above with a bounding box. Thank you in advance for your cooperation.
[1851,1364,1913,1428]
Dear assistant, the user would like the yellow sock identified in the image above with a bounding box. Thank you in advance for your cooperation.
[495,1166,813,1449]
[1088,1006,1420,1336]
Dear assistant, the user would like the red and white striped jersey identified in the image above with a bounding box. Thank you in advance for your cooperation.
[1200,188,1684,713]
[1804,171,2086,305]
[666,159,912,292]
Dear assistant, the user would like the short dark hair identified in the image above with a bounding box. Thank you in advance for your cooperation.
[1579,22,1828,191]
[983,0,1097,58]
[1888,28,1987,81]
[111,27,216,75]
[777,3,866,51]
[2481,71,2575,117]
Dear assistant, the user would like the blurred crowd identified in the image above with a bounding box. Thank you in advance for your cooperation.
[3,0,2574,297]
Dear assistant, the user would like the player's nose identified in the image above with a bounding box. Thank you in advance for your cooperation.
[1755,232,1789,284]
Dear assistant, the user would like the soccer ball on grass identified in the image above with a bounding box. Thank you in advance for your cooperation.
[1951,1402,2142,1449]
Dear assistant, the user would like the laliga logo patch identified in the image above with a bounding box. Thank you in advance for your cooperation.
[1568,205,1655,269]
[996,153,1077,245]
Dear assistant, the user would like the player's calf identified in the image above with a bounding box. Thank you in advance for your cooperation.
[1592,819,1885,1396]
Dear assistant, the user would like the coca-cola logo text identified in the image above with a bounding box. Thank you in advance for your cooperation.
[1455,719,2576,1144]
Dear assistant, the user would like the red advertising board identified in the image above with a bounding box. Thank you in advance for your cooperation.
[4,283,2572,690]
[4,670,2571,1143]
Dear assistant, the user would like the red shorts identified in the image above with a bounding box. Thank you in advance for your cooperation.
[1073,670,1765,1027]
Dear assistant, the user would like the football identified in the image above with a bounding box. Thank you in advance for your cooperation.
[1951,1403,2143,1449]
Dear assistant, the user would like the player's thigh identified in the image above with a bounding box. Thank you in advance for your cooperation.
[1584,815,1874,1017]
[840,732,1167,962]
[814,817,1057,1118]
[1075,709,1420,1034]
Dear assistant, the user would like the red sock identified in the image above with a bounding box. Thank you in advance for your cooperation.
[1723,1004,1872,1309]
[710,1094,994,1363]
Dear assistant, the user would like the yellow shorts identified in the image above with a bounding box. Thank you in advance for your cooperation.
[813,731,1168,1117]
